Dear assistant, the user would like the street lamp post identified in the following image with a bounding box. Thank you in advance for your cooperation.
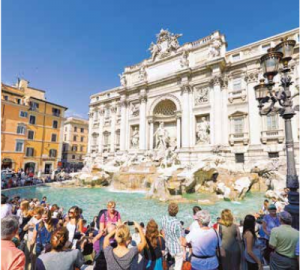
[254,38,299,230]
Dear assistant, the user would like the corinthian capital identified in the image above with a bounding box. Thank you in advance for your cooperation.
[244,71,259,84]
[210,75,223,86]
[181,82,191,94]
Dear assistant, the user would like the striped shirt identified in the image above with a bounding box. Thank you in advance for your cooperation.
[162,215,182,255]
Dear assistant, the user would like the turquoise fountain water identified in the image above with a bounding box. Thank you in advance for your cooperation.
[2,187,265,226]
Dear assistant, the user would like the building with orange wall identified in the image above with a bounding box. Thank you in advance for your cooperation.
[1,78,67,174]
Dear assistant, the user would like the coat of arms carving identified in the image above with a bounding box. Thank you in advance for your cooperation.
[148,29,182,62]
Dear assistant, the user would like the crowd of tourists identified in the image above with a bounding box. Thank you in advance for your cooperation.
[1,193,299,270]
[1,168,72,190]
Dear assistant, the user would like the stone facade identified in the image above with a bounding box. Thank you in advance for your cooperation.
[62,117,89,170]
[88,28,299,165]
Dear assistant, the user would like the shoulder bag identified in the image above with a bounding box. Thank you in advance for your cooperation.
[213,229,223,270]
[158,237,168,270]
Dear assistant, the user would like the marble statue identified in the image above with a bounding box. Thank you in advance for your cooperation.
[119,73,127,87]
[149,42,161,62]
[154,122,169,150]
[194,87,209,105]
[139,65,147,81]
[130,103,139,117]
[180,50,189,68]
[208,37,222,58]
[131,127,139,147]
[196,117,210,144]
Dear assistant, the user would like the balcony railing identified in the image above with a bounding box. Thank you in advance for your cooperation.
[261,129,284,144]
[229,133,249,146]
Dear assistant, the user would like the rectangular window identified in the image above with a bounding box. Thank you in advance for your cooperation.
[235,153,245,163]
[80,146,84,152]
[53,120,58,129]
[52,108,61,117]
[26,147,34,157]
[28,130,34,140]
[29,102,39,111]
[17,125,26,134]
[233,78,242,92]
[262,44,271,52]
[51,134,57,142]
[73,135,77,141]
[232,53,240,61]
[266,115,278,130]
[49,149,57,158]
[234,117,244,134]
[64,135,67,141]
[268,152,279,159]
[72,155,76,159]
[29,115,36,125]
[16,98,21,104]
[4,95,8,101]
[15,141,24,152]
[74,127,77,132]
[65,127,67,132]
[81,136,84,142]
[20,111,28,118]
[81,128,84,133]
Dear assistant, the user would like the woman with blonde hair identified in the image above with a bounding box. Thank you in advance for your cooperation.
[218,209,242,270]
[144,219,165,270]
[30,209,58,257]
[18,200,32,241]
[35,227,84,270]
[103,222,146,270]
[23,206,44,270]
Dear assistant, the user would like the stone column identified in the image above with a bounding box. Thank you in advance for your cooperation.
[176,112,181,149]
[87,112,93,153]
[181,82,191,148]
[139,89,147,151]
[98,107,105,153]
[221,78,229,145]
[149,118,154,150]
[210,75,223,145]
[110,105,117,153]
[120,96,127,151]
[245,71,261,145]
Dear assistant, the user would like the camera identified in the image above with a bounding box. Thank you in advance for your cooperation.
[126,221,134,226]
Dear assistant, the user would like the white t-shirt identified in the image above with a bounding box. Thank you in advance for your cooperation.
[186,227,221,270]
[189,220,200,232]
[1,203,12,219]
[27,217,41,241]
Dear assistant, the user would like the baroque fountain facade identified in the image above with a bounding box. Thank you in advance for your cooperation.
[70,28,300,203]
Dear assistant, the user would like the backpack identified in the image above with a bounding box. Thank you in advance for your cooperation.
[96,209,107,229]
[96,209,120,229]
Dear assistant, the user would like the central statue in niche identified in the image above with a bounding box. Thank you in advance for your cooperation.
[154,122,170,150]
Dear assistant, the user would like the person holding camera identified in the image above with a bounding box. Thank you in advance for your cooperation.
[35,227,84,270]
[103,221,146,270]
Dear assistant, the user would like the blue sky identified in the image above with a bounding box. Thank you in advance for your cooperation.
[2,0,299,119]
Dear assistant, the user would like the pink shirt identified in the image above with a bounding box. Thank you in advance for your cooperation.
[1,240,26,270]
[99,210,121,225]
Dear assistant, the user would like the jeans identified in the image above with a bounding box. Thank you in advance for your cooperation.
[246,260,259,270]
